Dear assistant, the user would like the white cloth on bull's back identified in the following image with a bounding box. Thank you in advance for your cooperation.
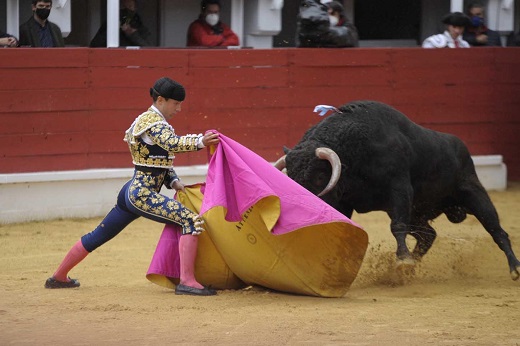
[313,104,341,116]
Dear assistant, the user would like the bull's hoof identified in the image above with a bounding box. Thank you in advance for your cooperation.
[396,257,416,267]
[511,266,520,281]
[395,258,416,285]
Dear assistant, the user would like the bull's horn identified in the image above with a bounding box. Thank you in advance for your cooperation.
[315,147,341,197]
[274,155,286,170]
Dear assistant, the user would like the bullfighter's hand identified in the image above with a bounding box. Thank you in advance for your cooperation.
[192,217,205,236]
[202,132,220,147]
[171,180,185,192]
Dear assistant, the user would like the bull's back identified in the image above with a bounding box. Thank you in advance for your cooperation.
[308,101,477,204]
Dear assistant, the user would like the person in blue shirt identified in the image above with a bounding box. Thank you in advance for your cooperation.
[463,1,502,47]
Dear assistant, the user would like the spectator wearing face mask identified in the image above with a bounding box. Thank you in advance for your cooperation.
[187,0,239,47]
[325,1,359,47]
[19,0,64,47]
[297,0,358,48]
[463,1,502,47]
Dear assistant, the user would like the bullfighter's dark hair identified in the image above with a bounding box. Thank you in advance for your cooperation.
[150,77,185,102]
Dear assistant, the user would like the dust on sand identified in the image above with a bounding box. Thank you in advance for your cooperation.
[1,183,519,345]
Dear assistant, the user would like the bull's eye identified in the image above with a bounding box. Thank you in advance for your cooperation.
[315,172,328,187]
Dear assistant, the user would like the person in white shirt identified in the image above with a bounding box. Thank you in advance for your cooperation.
[422,12,471,48]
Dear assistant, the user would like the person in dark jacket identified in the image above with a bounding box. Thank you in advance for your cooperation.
[19,0,64,47]
[0,31,19,47]
[296,0,358,48]
[463,1,502,47]
[187,0,239,47]
[325,1,358,47]
[90,0,152,47]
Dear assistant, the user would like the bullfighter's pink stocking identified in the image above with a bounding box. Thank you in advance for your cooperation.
[178,234,203,289]
[53,240,89,282]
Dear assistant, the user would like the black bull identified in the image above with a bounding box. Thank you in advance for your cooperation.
[275,100,520,280]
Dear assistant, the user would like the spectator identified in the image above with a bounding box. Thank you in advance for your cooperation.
[90,0,152,47]
[325,1,359,47]
[422,12,471,49]
[296,0,357,48]
[44,77,220,296]
[0,31,19,47]
[463,1,502,47]
[187,0,239,47]
[19,0,64,47]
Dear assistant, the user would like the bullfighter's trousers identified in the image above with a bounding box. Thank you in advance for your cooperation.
[81,169,201,252]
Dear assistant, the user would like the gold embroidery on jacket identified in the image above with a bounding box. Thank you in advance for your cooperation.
[124,108,201,168]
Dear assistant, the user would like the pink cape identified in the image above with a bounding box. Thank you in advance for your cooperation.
[200,133,361,233]
[147,133,363,284]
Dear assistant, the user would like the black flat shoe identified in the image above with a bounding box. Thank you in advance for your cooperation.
[175,284,216,296]
[45,277,80,289]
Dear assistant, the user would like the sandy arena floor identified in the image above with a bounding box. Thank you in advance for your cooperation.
[1,183,520,345]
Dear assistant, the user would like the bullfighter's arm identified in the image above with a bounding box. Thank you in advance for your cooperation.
[146,123,203,153]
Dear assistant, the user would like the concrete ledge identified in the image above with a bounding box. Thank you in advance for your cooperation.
[0,156,508,224]
[0,165,209,225]
[0,166,209,184]
[471,155,507,191]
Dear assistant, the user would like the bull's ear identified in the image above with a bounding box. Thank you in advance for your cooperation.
[283,146,291,154]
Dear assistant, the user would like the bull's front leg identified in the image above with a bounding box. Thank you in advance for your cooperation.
[390,218,415,266]
[388,183,415,267]
[409,218,437,261]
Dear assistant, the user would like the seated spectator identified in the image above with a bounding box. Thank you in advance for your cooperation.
[0,31,19,47]
[296,0,358,48]
[19,0,64,47]
[187,0,239,47]
[422,12,471,49]
[90,0,152,47]
[463,1,502,47]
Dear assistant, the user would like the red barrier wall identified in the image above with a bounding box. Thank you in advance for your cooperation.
[1,48,519,179]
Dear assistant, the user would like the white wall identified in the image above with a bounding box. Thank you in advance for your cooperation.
[0,156,507,225]
[487,0,515,31]
[0,165,209,224]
